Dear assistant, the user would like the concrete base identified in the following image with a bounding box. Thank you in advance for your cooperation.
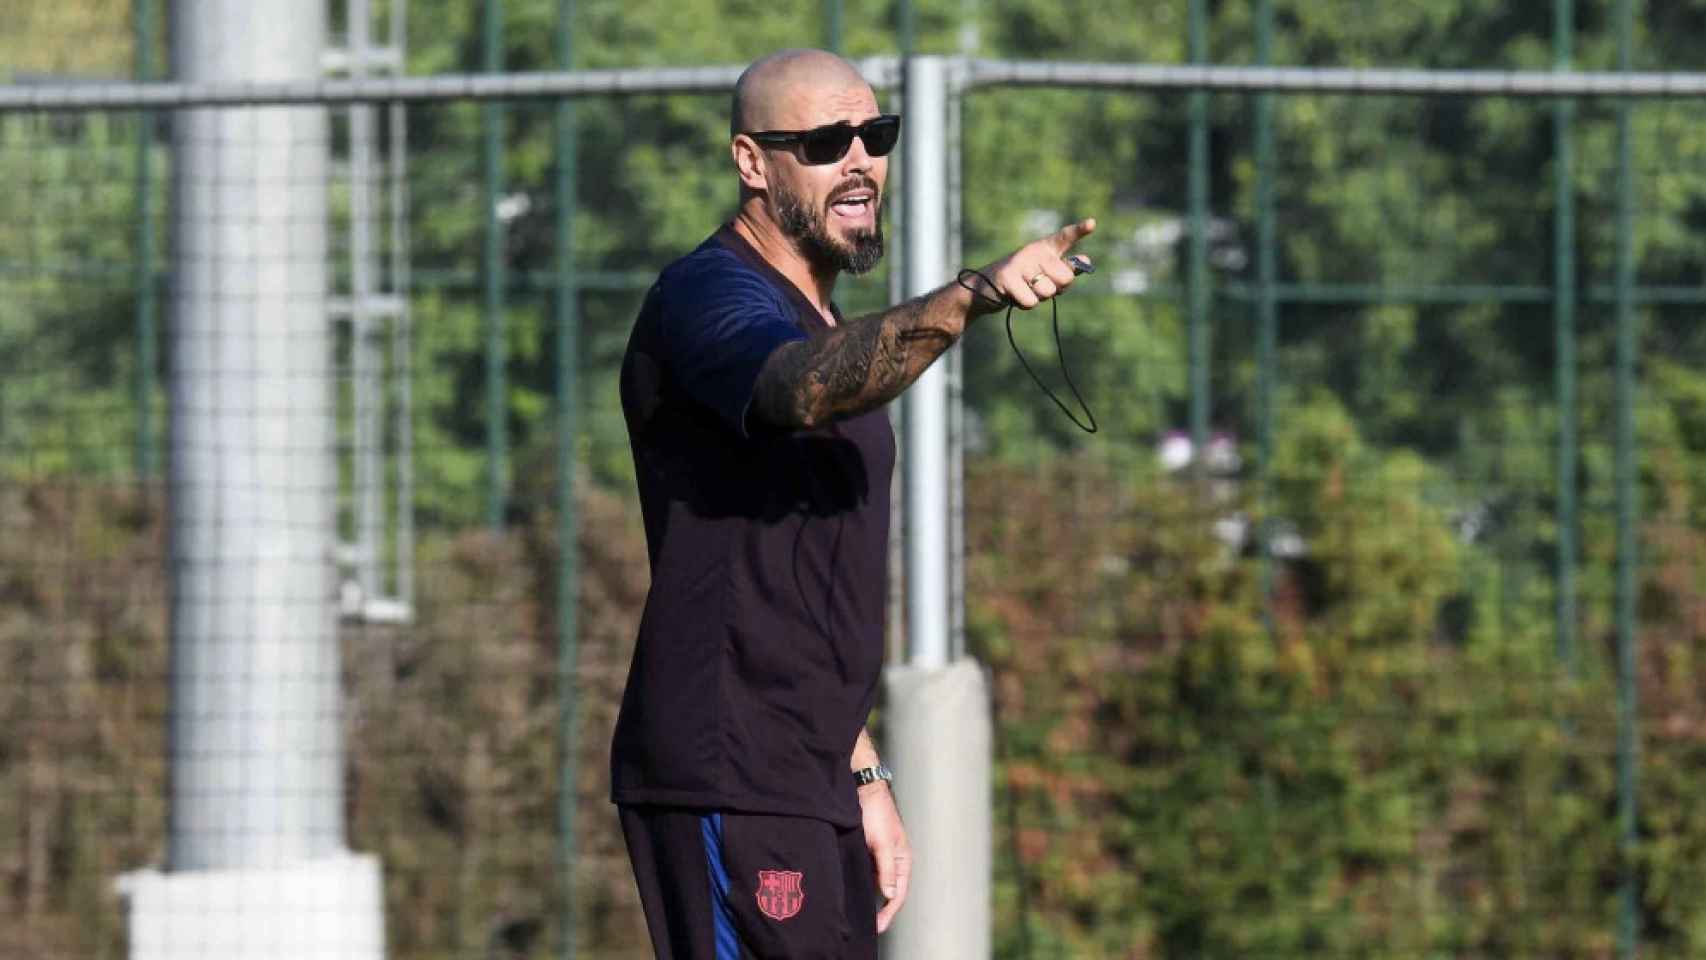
[880,659,992,960]
[119,852,384,960]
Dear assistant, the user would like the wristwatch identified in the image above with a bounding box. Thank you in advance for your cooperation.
[852,764,894,788]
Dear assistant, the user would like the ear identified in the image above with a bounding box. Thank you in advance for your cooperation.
[731,135,769,193]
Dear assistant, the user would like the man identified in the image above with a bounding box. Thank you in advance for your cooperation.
[612,48,1095,959]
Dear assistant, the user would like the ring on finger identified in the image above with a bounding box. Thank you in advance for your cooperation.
[1029,272,1047,286]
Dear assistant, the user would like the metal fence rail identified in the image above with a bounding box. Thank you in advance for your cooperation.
[16,59,1706,113]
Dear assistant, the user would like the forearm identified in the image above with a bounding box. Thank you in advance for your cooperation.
[852,726,882,771]
[751,278,991,430]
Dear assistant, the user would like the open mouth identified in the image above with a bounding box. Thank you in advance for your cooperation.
[829,190,876,220]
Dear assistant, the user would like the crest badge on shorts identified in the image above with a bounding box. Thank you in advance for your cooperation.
[755,869,805,921]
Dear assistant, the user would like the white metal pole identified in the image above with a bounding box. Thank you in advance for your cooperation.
[167,0,339,872]
[946,59,967,661]
[351,0,384,606]
[127,3,384,958]
[391,0,416,614]
[902,54,950,671]
[884,54,992,960]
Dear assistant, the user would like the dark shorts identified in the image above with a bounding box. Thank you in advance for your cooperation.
[619,805,878,960]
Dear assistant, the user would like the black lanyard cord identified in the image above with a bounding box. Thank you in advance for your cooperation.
[956,268,1099,434]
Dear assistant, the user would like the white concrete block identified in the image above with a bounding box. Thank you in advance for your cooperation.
[119,852,384,960]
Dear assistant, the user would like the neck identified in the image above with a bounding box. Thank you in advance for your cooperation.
[732,202,838,322]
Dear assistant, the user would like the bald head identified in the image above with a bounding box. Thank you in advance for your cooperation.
[731,49,871,137]
[727,49,889,280]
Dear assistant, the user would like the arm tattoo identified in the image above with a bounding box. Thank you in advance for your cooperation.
[752,291,963,430]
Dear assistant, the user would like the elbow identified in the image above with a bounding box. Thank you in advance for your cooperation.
[752,369,832,432]
[777,402,830,432]
[794,400,832,431]
[750,394,826,433]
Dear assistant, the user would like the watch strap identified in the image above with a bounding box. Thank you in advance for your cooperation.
[852,764,893,787]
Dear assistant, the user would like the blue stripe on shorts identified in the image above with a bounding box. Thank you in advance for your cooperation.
[700,813,740,960]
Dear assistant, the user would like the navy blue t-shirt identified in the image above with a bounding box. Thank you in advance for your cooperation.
[611,225,895,828]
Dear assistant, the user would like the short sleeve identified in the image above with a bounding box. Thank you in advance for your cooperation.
[655,252,808,436]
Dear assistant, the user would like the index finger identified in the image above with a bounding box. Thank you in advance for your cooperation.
[1049,217,1097,255]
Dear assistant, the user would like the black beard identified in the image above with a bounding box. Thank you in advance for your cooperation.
[774,181,885,276]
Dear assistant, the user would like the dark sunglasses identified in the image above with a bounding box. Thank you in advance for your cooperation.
[745,115,902,165]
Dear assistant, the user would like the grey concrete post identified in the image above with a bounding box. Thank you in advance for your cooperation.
[882,660,992,958]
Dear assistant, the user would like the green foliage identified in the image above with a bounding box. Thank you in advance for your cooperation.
[0,0,134,79]
[973,445,1647,958]
[0,112,160,478]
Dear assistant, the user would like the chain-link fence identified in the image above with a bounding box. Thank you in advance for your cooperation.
[8,1,1706,958]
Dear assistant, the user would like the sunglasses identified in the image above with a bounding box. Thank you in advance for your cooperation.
[745,115,902,165]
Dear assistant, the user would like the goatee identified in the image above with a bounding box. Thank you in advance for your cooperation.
[774,182,885,276]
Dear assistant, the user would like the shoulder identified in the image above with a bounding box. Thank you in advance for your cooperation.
[656,243,785,312]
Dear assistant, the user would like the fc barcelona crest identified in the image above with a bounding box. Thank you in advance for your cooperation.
[756,869,805,921]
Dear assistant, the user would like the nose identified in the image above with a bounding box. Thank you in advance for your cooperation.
[843,132,875,172]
